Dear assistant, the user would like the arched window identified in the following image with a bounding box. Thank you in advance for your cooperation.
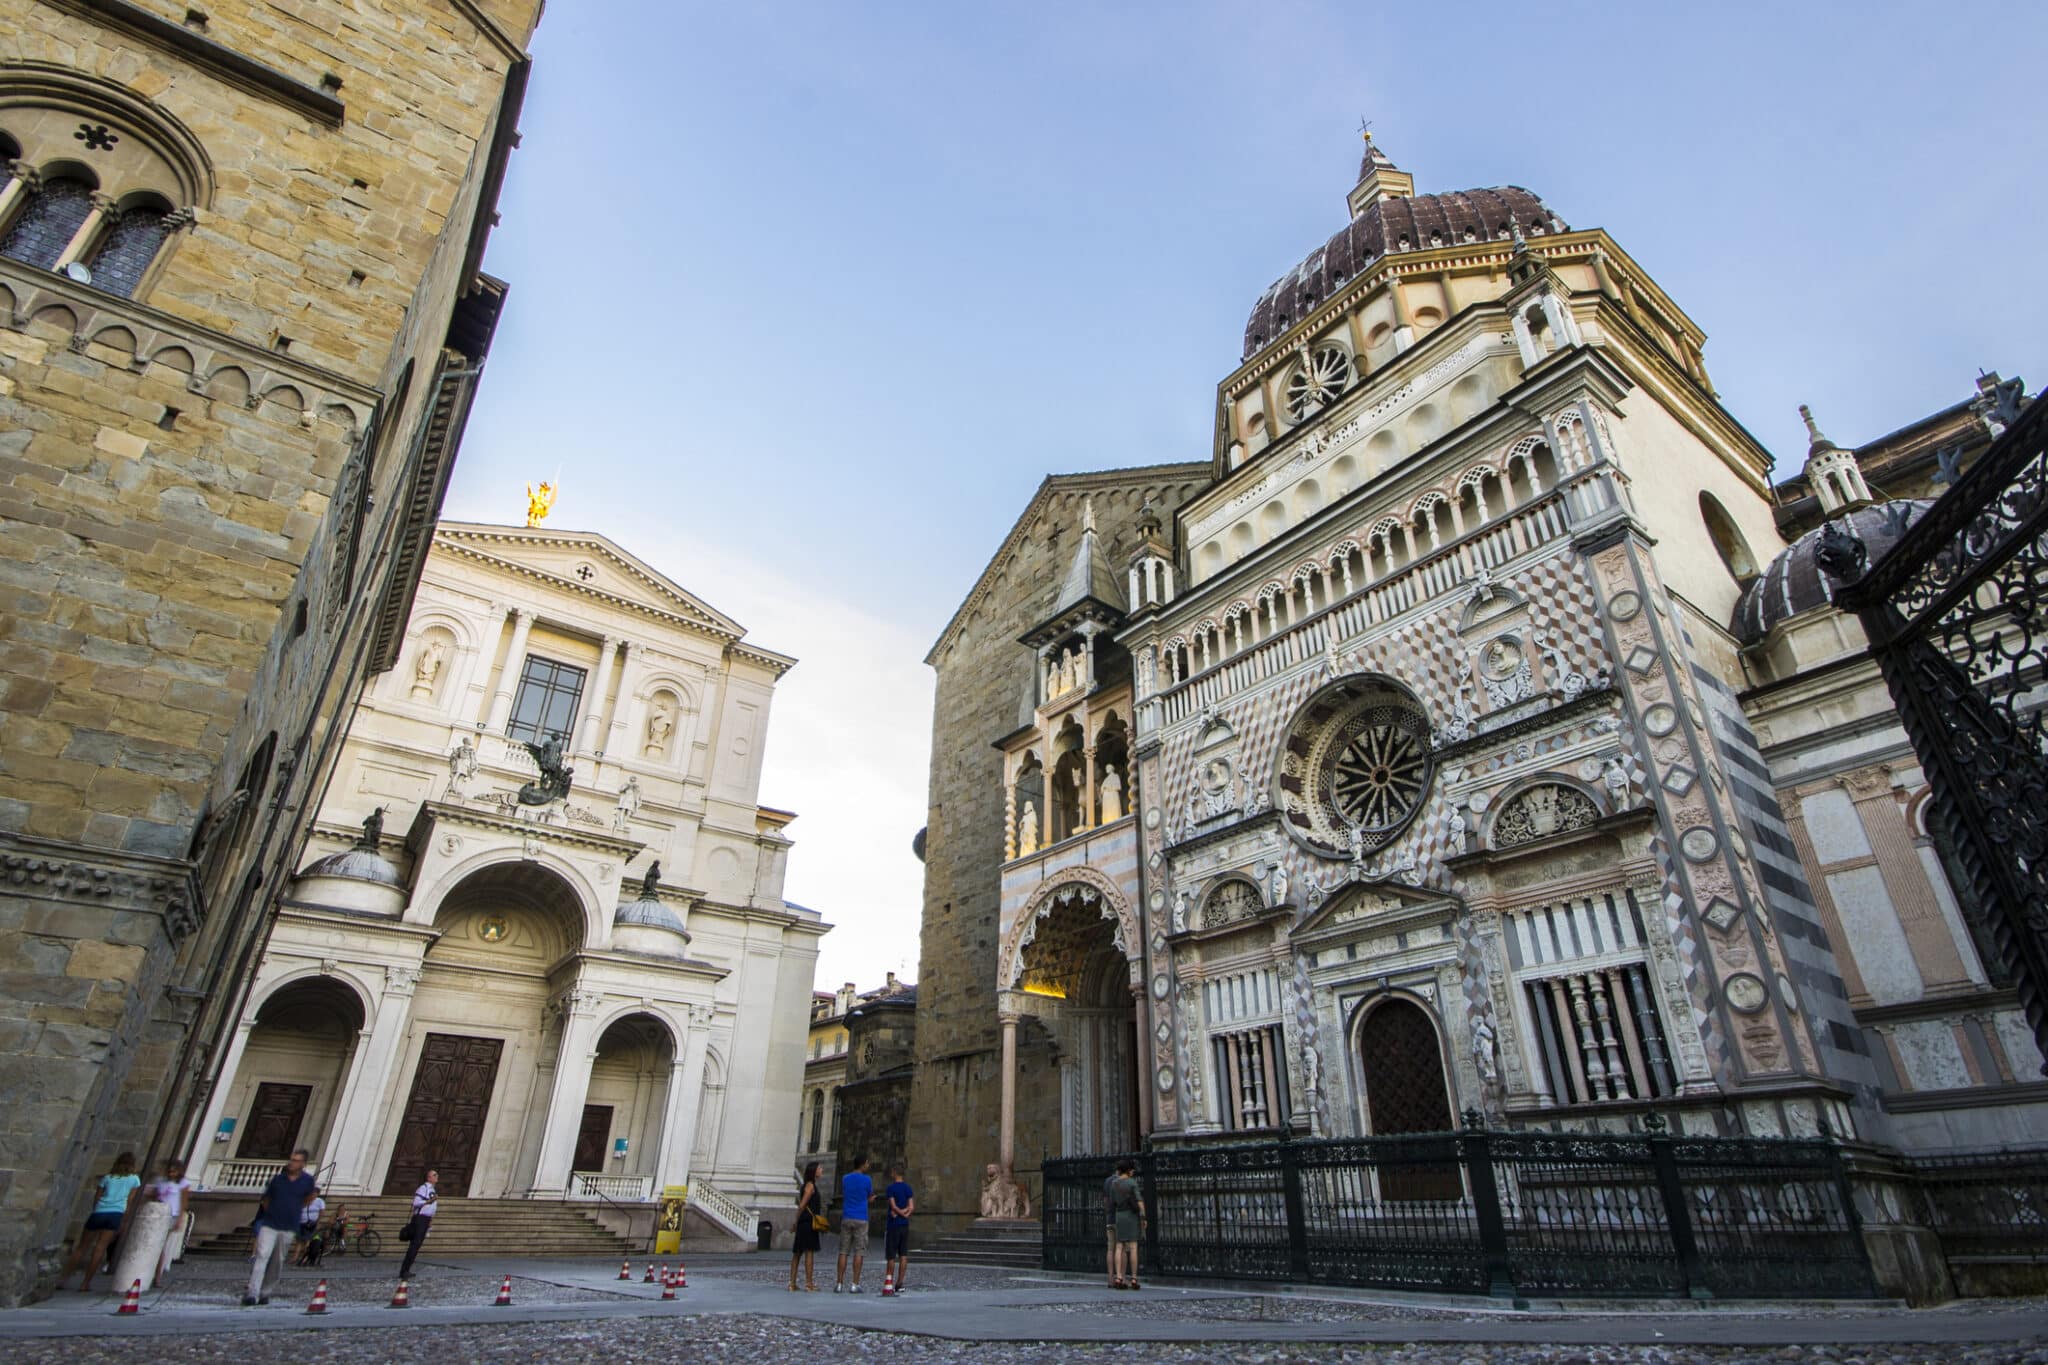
[0,172,93,270]
[1699,491,1760,583]
[84,198,170,297]
[807,1091,824,1151]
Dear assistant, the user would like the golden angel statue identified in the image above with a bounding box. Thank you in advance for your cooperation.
[524,481,557,528]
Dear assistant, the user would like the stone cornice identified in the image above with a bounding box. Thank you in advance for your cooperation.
[0,257,381,425]
[0,830,200,941]
[433,540,743,645]
[414,799,647,859]
[43,0,346,126]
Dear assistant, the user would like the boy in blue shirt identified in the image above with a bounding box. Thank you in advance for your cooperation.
[834,1155,872,1293]
[883,1166,915,1293]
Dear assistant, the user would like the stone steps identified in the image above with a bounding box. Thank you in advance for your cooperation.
[187,1197,640,1259]
[916,1218,1042,1269]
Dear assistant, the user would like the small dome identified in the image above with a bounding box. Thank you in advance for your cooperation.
[1733,499,1932,646]
[297,846,402,887]
[1242,186,1565,360]
[614,893,690,942]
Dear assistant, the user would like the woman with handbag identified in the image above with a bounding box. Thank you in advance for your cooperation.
[396,1169,437,1279]
[788,1161,824,1292]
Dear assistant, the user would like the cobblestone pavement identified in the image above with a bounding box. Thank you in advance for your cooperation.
[4,1316,2047,1364]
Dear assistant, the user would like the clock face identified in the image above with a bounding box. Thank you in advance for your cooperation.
[478,914,509,944]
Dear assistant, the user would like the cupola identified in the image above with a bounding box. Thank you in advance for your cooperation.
[1347,132,1416,218]
[612,860,691,956]
[1799,404,1873,514]
[1125,500,1176,613]
[293,808,406,916]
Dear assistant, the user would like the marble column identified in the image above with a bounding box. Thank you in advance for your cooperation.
[323,968,420,1193]
[580,635,620,754]
[998,1013,1019,1173]
[655,1011,713,1191]
[529,991,605,1197]
[485,609,535,734]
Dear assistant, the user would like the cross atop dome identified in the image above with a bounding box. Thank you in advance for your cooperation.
[1348,124,1415,219]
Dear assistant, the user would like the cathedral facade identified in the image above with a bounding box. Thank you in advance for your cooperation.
[910,140,2036,1228]
[191,522,822,1235]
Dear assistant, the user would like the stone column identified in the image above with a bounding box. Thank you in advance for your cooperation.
[580,635,620,754]
[529,990,605,1197]
[485,609,535,734]
[1081,745,1097,833]
[998,1013,1019,1173]
[0,162,38,225]
[604,643,634,757]
[655,1009,714,1192]
[186,1016,258,1183]
[54,191,117,273]
[323,967,420,1193]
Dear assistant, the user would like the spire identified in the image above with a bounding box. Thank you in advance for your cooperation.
[1348,124,1415,218]
[1798,403,1840,455]
[1053,494,1125,615]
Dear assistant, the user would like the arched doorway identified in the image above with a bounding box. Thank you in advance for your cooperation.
[1357,997,1459,1199]
[1018,885,1137,1155]
[383,860,587,1197]
[578,1013,676,1198]
[227,977,366,1165]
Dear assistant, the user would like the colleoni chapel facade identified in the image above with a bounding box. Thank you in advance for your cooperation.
[908,139,2038,1222]
[191,522,822,1232]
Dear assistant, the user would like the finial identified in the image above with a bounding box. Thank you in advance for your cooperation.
[524,480,557,528]
[1358,116,1373,146]
[1799,404,1839,454]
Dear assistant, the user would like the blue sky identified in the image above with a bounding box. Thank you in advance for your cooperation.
[442,1,2048,989]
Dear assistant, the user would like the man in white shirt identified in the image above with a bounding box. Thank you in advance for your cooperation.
[397,1169,438,1278]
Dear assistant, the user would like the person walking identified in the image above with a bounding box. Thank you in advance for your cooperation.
[397,1169,438,1279]
[243,1149,316,1306]
[1103,1162,1121,1288]
[1108,1158,1145,1290]
[789,1161,824,1292]
[833,1154,872,1293]
[57,1153,141,1293]
[883,1165,914,1294]
[151,1159,194,1286]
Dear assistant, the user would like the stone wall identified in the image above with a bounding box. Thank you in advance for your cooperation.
[0,0,541,1303]
[907,467,1207,1228]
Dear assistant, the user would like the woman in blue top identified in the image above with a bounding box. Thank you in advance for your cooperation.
[59,1152,140,1292]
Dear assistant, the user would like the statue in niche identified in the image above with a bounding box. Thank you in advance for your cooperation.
[614,775,642,832]
[355,806,385,849]
[445,736,478,796]
[1470,1013,1499,1084]
[518,732,574,806]
[644,702,674,756]
[412,637,447,697]
[1603,757,1629,809]
[979,1162,1031,1221]
[1447,804,1469,852]
[1269,860,1290,906]
[1099,766,1124,822]
[1044,656,1060,699]
[1479,638,1535,710]
[1171,890,1191,934]
[1018,800,1040,855]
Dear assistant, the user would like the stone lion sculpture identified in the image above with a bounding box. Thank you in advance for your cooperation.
[979,1162,1031,1220]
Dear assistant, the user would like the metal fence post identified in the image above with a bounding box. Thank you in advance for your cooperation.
[1139,1141,1159,1279]
[1643,1113,1710,1301]
[1279,1133,1309,1281]
[1823,1127,1879,1298]
[1459,1110,1517,1301]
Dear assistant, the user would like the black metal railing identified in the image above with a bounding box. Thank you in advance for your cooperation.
[1905,1147,2048,1263]
[1044,1118,1875,1301]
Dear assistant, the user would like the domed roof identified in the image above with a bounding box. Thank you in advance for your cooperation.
[614,893,690,940]
[1733,499,1932,645]
[297,846,402,887]
[1242,186,1566,360]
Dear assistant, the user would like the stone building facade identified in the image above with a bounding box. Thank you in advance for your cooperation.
[833,981,916,1187]
[196,521,823,1232]
[0,0,541,1302]
[910,139,2033,1226]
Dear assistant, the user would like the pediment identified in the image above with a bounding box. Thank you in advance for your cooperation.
[434,523,745,637]
[1292,878,1459,943]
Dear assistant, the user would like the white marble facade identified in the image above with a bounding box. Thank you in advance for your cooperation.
[188,522,823,1226]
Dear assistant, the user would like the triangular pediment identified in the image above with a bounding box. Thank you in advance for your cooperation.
[1292,877,1459,942]
[434,522,746,638]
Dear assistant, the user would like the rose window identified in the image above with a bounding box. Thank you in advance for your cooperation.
[1279,680,1435,854]
[1285,345,1355,419]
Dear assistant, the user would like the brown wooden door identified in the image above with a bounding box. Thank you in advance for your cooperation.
[572,1104,613,1174]
[383,1033,503,1197]
[1358,1000,1462,1201]
[236,1083,311,1160]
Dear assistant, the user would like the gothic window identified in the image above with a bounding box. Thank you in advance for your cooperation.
[0,173,93,270]
[1491,783,1599,849]
[1211,1024,1288,1131]
[1285,343,1356,420]
[507,655,587,743]
[84,200,171,297]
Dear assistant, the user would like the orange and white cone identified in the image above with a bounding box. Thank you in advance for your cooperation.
[618,1259,632,1281]
[389,1278,410,1308]
[676,1261,687,1289]
[493,1274,512,1307]
[881,1268,895,1297]
[306,1279,329,1314]
[660,1270,675,1301]
[643,1261,655,1283]
[116,1279,141,1315]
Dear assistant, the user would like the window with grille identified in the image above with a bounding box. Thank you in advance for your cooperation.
[1522,963,1676,1104]
[506,654,586,743]
[1,176,94,270]
[1211,1024,1289,1131]
[808,1092,824,1151]
[88,204,169,297]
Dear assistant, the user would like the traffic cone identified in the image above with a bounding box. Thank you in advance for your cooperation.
[493,1274,512,1307]
[658,1262,668,1288]
[660,1270,675,1301]
[676,1261,687,1289]
[389,1278,410,1308]
[306,1279,329,1315]
[116,1279,141,1314]
[618,1259,632,1281]
[881,1267,895,1297]
[643,1261,654,1283]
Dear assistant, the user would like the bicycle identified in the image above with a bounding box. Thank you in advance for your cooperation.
[330,1212,382,1259]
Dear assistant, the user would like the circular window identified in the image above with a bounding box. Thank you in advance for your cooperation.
[1286,345,1355,419]
[1280,679,1435,855]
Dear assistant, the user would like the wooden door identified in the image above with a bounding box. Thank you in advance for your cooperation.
[572,1104,613,1174]
[1358,1000,1461,1200]
[383,1033,503,1197]
[236,1083,311,1159]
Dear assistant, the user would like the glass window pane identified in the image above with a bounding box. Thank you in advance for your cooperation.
[2,178,95,271]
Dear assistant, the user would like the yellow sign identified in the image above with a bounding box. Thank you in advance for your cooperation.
[654,1184,688,1254]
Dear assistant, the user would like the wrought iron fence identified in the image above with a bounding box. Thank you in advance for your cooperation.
[1043,1120,1875,1300]
[1905,1148,2048,1263]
